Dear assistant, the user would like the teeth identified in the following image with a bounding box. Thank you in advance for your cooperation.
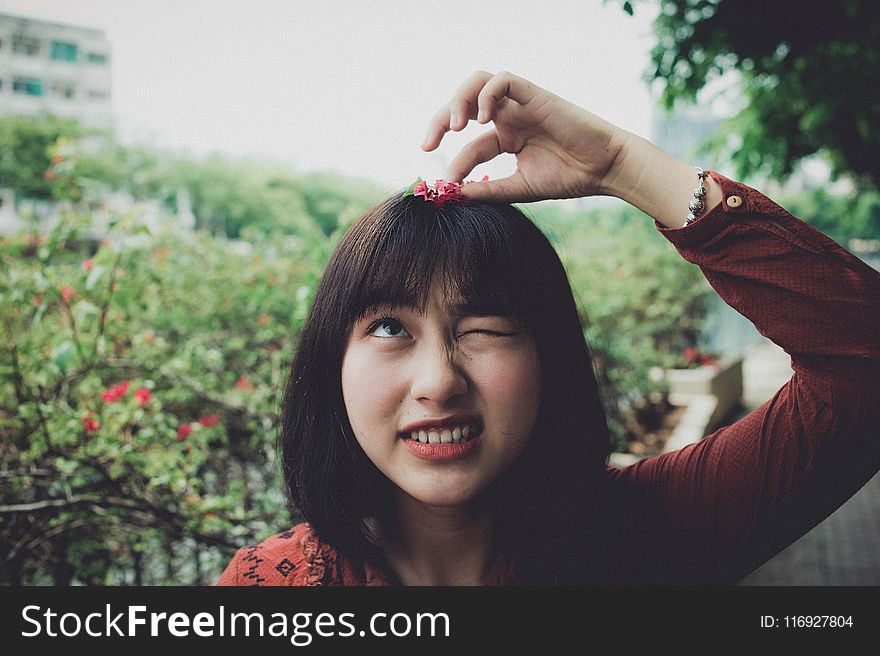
[407,424,480,444]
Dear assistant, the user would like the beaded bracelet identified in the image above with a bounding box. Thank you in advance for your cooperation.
[684,168,709,226]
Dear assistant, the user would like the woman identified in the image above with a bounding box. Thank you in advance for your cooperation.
[219,71,880,585]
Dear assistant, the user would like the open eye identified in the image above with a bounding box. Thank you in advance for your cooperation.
[368,317,410,338]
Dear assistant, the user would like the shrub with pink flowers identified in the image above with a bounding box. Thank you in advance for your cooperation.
[0,207,329,585]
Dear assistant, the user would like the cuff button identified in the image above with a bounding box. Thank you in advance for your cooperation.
[726,195,743,208]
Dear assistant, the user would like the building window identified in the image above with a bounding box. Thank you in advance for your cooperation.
[87,52,109,65]
[13,76,44,96]
[50,81,76,100]
[51,41,79,62]
[12,34,40,56]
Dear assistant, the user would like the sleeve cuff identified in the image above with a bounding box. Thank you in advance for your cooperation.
[654,171,767,248]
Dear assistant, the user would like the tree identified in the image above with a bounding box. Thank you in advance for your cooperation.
[0,114,82,199]
[622,0,880,188]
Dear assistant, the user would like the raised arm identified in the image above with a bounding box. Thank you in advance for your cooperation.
[607,175,880,583]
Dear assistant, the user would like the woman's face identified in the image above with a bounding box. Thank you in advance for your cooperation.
[341,284,541,509]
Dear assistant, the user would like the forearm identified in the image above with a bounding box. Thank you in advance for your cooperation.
[600,131,723,229]
[657,173,880,364]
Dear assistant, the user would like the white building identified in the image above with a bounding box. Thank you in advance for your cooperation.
[0,11,113,129]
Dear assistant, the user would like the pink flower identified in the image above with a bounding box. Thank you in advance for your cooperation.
[683,347,700,365]
[177,423,192,441]
[33,295,43,308]
[81,259,94,272]
[60,286,74,305]
[198,414,220,427]
[81,415,101,432]
[235,375,254,391]
[414,179,464,207]
[100,380,130,403]
[133,387,151,407]
[412,180,429,197]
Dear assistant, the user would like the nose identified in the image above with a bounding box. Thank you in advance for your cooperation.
[409,344,468,406]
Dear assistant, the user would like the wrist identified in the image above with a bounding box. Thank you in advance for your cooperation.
[598,132,721,229]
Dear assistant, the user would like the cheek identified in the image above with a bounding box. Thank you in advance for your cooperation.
[474,346,541,423]
[340,346,400,429]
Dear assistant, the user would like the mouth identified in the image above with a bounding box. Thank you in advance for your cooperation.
[399,421,483,445]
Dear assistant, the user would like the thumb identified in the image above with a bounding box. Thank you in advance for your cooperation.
[460,172,534,204]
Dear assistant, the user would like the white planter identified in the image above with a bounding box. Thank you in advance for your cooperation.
[662,356,744,440]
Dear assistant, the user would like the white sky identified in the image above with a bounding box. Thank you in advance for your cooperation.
[0,0,661,193]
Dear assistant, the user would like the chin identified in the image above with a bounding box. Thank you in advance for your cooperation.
[403,480,486,509]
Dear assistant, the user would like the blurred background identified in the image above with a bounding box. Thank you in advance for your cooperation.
[1,0,878,585]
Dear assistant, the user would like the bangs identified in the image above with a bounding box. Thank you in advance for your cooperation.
[337,196,527,325]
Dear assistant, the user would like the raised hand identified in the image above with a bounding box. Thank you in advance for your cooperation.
[421,70,628,203]
[421,70,721,229]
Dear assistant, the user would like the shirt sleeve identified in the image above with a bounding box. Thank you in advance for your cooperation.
[606,172,880,584]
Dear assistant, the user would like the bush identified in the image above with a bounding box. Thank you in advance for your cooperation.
[528,201,712,449]
[0,207,341,584]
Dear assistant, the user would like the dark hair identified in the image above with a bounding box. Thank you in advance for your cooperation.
[280,193,613,583]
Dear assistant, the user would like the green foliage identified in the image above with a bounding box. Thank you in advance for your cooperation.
[0,211,327,584]
[0,114,83,199]
[779,187,880,243]
[2,115,384,240]
[619,0,880,188]
[529,201,711,448]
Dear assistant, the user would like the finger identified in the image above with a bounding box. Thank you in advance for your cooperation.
[448,70,494,131]
[445,129,502,183]
[422,71,494,151]
[460,173,531,204]
[421,103,453,152]
[476,71,542,124]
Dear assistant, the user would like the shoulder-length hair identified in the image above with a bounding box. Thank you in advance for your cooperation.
[280,193,613,583]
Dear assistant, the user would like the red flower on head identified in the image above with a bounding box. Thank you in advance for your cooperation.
[411,178,463,207]
[412,180,429,197]
[81,259,94,272]
[100,380,130,403]
[198,414,220,427]
[60,286,74,305]
[177,423,193,441]
[133,387,151,407]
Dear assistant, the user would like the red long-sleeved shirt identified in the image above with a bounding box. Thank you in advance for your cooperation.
[218,173,880,586]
